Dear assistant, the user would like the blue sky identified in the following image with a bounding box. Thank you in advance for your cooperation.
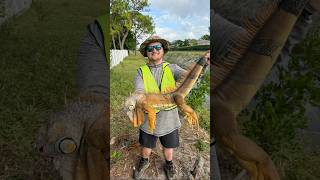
[140,0,210,43]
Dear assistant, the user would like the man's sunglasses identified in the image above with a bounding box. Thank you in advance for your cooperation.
[146,44,162,52]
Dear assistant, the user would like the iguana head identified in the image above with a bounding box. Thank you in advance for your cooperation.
[35,102,88,179]
[124,93,147,122]
[36,116,79,157]
[36,100,104,179]
[124,94,138,122]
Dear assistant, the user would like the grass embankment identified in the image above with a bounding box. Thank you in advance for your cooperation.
[170,44,210,51]
[110,55,147,137]
[0,0,105,178]
[110,51,210,138]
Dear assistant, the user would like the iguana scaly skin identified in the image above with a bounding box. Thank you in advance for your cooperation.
[212,0,308,179]
[36,97,108,180]
[124,56,208,132]
[36,24,109,179]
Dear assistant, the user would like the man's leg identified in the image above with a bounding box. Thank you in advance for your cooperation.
[160,130,179,179]
[134,129,157,179]
[163,148,173,161]
[141,147,152,158]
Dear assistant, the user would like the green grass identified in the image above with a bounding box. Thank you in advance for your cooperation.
[0,0,106,178]
[196,108,210,132]
[194,139,209,152]
[111,150,123,163]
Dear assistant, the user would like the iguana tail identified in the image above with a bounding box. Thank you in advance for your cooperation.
[175,57,208,98]
[214,0,309,116]
[212,2,278,90]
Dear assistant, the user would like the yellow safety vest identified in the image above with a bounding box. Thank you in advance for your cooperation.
[140,62,177,112]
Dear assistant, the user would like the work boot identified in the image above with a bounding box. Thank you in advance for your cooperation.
[133,157,150,179]
[163,161,176,180]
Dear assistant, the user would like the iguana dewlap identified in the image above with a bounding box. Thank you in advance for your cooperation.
[124,57,208,133]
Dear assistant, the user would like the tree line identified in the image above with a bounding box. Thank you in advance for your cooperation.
[170,35,210,48]
[111,0,210,50]
[110,0,154,50]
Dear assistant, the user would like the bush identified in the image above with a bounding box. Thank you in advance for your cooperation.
[186,72,210,132]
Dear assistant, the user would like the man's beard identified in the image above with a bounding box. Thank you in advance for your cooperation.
[148,52,163,62]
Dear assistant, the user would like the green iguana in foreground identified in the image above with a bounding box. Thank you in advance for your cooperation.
[124,53,209,132]
[36,19,109,180]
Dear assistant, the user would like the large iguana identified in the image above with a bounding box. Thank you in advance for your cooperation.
[36,21,109,180]
[211,0,311,179]
[124,54,209,132]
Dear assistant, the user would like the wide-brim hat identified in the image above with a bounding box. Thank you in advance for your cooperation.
[139,35,170,57]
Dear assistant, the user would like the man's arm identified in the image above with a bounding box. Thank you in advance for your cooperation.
[134,69,145,94]
[77,22,108,99]
[170,64,188,82]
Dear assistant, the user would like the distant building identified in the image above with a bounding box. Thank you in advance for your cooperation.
[197,40,210,45]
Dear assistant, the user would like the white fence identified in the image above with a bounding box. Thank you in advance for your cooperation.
[110,49,128,68]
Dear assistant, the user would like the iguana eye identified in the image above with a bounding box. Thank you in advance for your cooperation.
[57,137,77,154]
[128,105,135,111]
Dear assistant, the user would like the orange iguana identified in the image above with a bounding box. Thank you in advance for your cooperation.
[124,54,209,132]
[211,0,310,179]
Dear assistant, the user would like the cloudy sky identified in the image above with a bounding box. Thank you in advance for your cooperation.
[140,0,210,43]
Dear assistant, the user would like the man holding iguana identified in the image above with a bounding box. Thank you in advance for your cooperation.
[131,35,209,179]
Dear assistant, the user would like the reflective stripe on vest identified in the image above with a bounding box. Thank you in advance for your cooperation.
[96,14,109,62]
[140,62,177,112]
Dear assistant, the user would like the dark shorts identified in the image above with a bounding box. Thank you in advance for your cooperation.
[139,129,180,149]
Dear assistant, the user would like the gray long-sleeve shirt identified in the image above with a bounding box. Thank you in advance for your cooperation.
[134,62,186,136]
[77,22,108,100]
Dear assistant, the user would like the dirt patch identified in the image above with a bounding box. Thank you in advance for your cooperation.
[110,121,210,179]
